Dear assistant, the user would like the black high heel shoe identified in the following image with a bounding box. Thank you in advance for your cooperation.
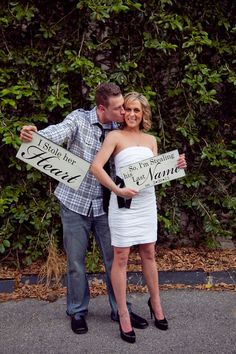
[117,313,136,343]
[147,298,168,330]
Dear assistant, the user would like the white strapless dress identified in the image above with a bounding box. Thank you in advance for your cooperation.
[108,146,157,247]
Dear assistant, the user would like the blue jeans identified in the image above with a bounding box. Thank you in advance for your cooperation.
[60,203,118,319]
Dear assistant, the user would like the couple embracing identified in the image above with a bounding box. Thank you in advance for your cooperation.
[20,83,186,343]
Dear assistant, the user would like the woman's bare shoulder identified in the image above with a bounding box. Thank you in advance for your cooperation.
[105,129,123,144]
[143,133,157,153]
[143,132,156,142]
[107,129,123,139]
[110,129,123,135]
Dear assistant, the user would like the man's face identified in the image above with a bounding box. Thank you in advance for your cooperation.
[102,95,125,123]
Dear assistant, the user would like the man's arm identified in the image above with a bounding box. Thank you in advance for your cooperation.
[20,111,79,145]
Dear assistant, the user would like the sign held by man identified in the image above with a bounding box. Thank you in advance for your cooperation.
[16,132,90,190]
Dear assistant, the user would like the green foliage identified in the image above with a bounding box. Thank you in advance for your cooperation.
[86,235,103,273]
[0,0,235,265]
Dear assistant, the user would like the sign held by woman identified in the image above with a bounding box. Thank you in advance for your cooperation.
[120,149,185,190]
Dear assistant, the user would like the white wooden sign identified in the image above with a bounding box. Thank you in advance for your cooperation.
[16,132,90,190]
[120,149,185,191]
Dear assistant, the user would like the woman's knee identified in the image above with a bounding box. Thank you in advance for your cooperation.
[113,248,130,268]
[139,244,156,261]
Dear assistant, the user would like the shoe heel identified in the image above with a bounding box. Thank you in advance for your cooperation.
[147,297,168,330]
[118,313,136,344]
[119,324,136,343]
[147,298,153,319]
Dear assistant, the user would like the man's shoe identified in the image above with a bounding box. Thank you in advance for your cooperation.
[71,315,88,334]
[130,312,149,329]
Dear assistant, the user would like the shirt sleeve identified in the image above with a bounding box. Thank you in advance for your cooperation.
[38,111,79,146]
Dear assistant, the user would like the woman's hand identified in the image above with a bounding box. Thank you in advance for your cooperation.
[20,125,37,142]
[176,153,187,169]
[116,187,138,199]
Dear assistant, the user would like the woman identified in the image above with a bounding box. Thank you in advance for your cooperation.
[91,92,186,343]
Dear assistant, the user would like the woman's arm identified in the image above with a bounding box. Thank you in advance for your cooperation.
[151,135,158,155]
[91,132,138,198]
[176,153,187,169]
[148,134,186,169]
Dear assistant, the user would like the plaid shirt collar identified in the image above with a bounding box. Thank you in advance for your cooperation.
[90,106,115,130]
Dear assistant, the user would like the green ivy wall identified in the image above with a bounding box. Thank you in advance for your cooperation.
[0,0,235,265]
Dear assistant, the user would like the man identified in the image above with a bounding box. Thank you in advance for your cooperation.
[20,83,148,334]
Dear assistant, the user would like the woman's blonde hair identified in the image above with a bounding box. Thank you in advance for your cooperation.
[124,92,152,131]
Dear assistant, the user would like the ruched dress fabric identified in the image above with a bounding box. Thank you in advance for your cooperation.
[108,146,157,247]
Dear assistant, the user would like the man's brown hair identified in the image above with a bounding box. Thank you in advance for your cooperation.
[95,83,122,107]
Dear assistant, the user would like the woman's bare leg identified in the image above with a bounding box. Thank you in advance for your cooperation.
[139,243,164,320]
[111,246,132,332]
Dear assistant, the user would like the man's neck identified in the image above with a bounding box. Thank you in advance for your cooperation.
[96,107,108,124]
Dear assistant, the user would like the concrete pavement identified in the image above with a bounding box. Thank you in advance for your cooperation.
[1,290,235,354]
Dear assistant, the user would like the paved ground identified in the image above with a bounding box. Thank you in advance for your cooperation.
[1,270,236,293]
[1,290,236,354]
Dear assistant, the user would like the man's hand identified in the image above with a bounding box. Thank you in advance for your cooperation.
[20,125,37,142]
[176,153,187,169]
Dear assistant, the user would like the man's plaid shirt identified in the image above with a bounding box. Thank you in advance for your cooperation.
[39,107,115,217]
